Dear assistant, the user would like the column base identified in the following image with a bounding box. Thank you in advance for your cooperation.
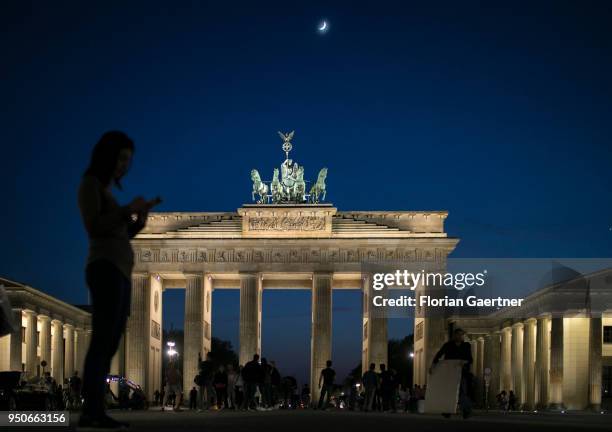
[547,403,565,411]
[588,403,601,412]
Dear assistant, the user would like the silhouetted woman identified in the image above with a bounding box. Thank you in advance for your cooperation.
[78,131,160,428]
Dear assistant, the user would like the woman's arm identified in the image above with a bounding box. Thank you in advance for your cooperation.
[78,176,131,237]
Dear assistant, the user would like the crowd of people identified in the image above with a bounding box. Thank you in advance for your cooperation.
[495,390,518,411]
[150,353,435,414]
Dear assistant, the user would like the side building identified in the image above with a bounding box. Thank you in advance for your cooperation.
[0,277,92,385]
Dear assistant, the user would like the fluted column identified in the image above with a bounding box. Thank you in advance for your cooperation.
[310,272,333,406]
[549,317,563,409]
[203,274,213,355]
[38,315,52,373]
[501,327,512,391]
[475,337,484,406]
[361,273,388,373]
[535,316,550,408]
[239,273,262,365]
[522,319,536,410]
[484,332,501,408]
[126,273,149,387]
[184,273,205,392]
[588,316,602,411]
[24,310,38,377]
[63,323,75,378]
[9,310,22,371]
[51,319,64,383]
[511,323,524,403]
[75,328,89,375]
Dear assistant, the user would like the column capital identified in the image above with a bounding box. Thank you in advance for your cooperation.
[63,322,75,330]
[38,314,51,322]
[23,309,37,316]
[238,272,258,279]
[184,272,204,280]
[524,317,537,325]
[132,272,149,279]
[512,321,524,329]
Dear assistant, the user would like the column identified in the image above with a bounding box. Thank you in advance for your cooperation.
[239,273,262,365]
[24,310,37,377]
[535,316,550,408]
[38,315,52,373]
[511,323,524,404]
[469,337,477,374]
[522,318,536,410]
[361,273,387,374]
[74,328,89,376]
[475,337,485,406]
[203,274,213,356]
[183,273,205,393]
[126,273,149,388]
[548,317,563,409]
[500,327,512,391]
[310,272,332,407]
[9,310,22,371]
[588,316,602,411]
[63,323,75,379]
[484,332,501,408]
[51,319,64,383]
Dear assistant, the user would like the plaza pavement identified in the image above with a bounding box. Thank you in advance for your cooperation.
[53,408,610,432]
[4,408,610,431]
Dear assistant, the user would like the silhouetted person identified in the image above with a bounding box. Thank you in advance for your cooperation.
[227,364,238,409]
[430,328,473,419]
[162,361,183,411]
[241,354,262,410]
[270,361,281,406]
[362,363,379,412]
[198,352,216,410]
[189,387,198,410]
[78,131,161,428]
[508,390,517,411]
[317,360,335,409]
[214,365,228,409]
[260,358,272,408]
[379,364,394,412]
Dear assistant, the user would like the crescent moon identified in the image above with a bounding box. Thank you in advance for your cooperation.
[318,21,328,32]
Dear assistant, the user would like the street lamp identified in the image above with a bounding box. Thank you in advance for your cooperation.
[408,351,414,359]
[167,341,178,358]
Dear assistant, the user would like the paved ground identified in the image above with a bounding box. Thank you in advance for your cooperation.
[6,408,611,431]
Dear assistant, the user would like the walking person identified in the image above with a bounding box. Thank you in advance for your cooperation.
[213,365,228,409]
[226,364,238,409]
[379,364,397,412]
[429,328,474,419]
[241,354,261,410]
[362,363,379,412]
[78,131,160,428]
[260,358,273,409]
[198,352,216,410]
[270,361,281,407]
[317,360,335,410]
[189,387,198,410]
[235,366,244,409]
[162,361,183,411]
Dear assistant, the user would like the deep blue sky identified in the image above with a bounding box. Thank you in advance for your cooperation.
[2,1,612,383]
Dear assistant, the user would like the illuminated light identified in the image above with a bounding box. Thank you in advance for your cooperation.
[167,341,175,347]
[409,352,415,358]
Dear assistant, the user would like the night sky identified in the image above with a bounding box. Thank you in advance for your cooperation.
[2,1,612,384]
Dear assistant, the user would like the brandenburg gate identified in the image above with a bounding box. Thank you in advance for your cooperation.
[120,132,458,403]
